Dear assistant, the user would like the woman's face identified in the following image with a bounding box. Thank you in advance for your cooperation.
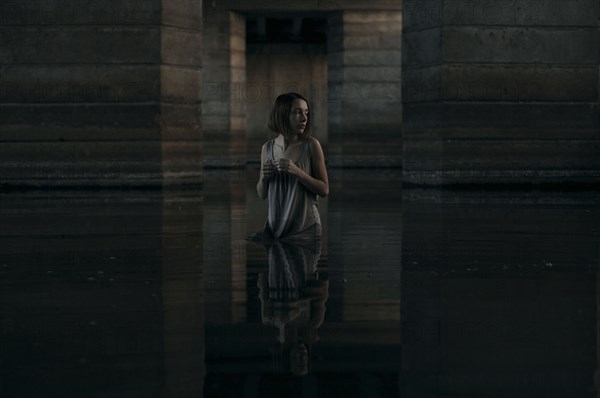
[288,99,309,135]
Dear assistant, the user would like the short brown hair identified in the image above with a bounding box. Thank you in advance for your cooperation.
[267,92,312,140]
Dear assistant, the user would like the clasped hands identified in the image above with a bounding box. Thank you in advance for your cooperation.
[261,159,299,180]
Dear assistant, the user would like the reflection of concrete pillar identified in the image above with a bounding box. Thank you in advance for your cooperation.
[327,10,403,167]
[0,192,167,396]
[402,0,600,184]
[401,191,599,396]
[400,267,441,395]
[203,170,248,324]
[325,171,345,322]
[161,190,205,397]
[327,171,402,322]
[229,185,248,322]
[202,6,247,166]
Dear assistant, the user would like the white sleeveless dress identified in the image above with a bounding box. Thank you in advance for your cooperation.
[254,138,322,241]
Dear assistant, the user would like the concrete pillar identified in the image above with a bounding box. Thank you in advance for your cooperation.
[202,6,247,167]
[402,0,600,184]
[0,0,203,187]
[327,10,403,167]
[160,0,203,186]
[246,44,328,157]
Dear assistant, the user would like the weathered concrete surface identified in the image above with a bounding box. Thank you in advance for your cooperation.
[0,27,162,64]
[0,0,203,187]
[159,0,203,185]
[246,44,328,159]
[404,0,600,30]
[0,65,160,104]
[328,10,403,167]
[404,65,598,103]
[214,0,403,12]
[444,28,599,64]
[403,0,600,184]
[0,0,162,26]
[201,8,246,167]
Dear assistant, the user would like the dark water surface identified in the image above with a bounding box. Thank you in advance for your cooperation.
[1,169,598,398]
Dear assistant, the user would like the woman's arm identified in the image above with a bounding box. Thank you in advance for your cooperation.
[256,144,275,199]
[286,137,329,197]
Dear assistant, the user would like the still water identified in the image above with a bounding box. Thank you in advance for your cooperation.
[0,169,598,398]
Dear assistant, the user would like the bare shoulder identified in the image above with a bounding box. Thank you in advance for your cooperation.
[308,137,324,152]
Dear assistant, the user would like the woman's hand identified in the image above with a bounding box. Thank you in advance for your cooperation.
[261,159,276,181]
[276,158,300,176]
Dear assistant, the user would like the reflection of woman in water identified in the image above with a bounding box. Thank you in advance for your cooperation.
[257,240,328,376]
[253,93,329,241]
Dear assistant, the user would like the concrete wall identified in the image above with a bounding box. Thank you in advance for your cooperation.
[160,0,203,185]
[218,0,402,12]
[0,0,202,187]
[4,0,598,185]
[328,10,403,167]
[202,7,246,167]
[246,44,328,153]
[211,1,403,168]
[403,0,600,184]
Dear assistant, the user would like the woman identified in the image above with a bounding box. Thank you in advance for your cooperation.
[254,93,329,241]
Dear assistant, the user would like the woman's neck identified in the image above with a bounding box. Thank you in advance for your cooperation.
[279,133,298,150]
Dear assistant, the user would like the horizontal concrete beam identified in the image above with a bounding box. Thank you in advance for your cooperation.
[404,0,600,30]
[215,0,403,12]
